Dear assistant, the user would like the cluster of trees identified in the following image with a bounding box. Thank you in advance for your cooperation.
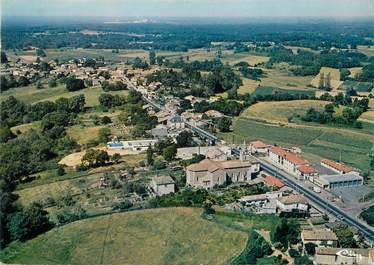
[147,59,242,97]
[231,230,273,265]
[3,20,373,52]
[333,224,358,248]
[360,205,374,227]
[1,94,85,128]
[149,188,209,208]
[302,94,369,128]
[154,138,178,162]
[268,47,367,76]
[80,149,111,168]
[132,57,149,69]
[271,218,300,250]
[357,63,374,82]
[235,62,264,80]
[101,80,127,92]
[65,77,85,92]
[214,116,232,132]
[194,99,244,116]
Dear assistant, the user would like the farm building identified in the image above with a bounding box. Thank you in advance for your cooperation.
[186,158,260,189]
[314,173,363,190]
[301,230,338,248]
[268,146,318,180]
[151,176,175,196]
[276,194,309,213]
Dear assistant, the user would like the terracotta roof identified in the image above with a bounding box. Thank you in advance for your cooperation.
[301,230,338,241]
[321,159,354,173]
[186,159,251,172]
[278,194,307,205]
[264,175,285,188]
[297,164,317,174]
[250,140,271,149]
[270,146,307,166]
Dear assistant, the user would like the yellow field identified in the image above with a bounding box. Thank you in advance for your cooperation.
[359,111,374,124]
[240,100,329,123]
[222,53,270,66]
[348,67,363,78]
[11,121,41,134]
[0,208,247,265]
[237,78,259,95]
[66,125,106,145]
[311,67,343,90]
[357,45,374,57]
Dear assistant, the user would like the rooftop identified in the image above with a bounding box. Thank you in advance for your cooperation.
[250,140,271,149]
[270,146,306,166]
[152,175,175,185]
[321,159,354,173]
[316,247,371,257]
[186,159,252,172]
[278,194,307,205]
[264,175,285,188]
[319,172,363,184]
[297,164,317,174]
[301,229,338,241]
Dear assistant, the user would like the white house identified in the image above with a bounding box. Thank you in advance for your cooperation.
[276,194,309,213]
[151,176,175,196]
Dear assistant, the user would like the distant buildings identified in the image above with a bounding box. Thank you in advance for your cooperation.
[151,176,175,196]
[186,158,260,189]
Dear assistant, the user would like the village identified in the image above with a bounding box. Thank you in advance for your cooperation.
[2,51,374,265]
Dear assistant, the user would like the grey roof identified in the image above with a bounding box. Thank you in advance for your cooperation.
[153,175,175,185]
[319,173,363,184]
[169,115,183,123]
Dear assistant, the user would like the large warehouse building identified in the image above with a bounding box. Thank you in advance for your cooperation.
[314,172,363,190]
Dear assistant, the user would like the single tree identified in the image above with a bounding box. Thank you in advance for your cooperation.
[146,144,154,166]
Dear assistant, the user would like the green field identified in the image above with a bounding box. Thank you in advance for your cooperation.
[0,83,129,107]
[241,100,329,123]
[252,86,315,97]
[0,208,248,265]
[219,118,373,171]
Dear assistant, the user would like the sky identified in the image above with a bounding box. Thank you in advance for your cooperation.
[2,0,374,18]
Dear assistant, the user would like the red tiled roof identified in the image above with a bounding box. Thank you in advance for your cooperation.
[250,140,270,149]
[270,146,306,165]
[186,159,251,172]
[321,159,354,173]
[298,164,317,174]
[264,175,285,188]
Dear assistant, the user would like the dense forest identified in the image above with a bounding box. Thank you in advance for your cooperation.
[2,17,374,51]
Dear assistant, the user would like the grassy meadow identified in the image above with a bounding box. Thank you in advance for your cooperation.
[0,208,248,265]
[0,83,129,107]
[241,100,329,123]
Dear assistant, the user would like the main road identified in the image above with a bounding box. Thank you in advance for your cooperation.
[124,76,374,244]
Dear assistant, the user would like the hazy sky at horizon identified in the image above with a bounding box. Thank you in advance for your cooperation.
[2,0,374,18]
